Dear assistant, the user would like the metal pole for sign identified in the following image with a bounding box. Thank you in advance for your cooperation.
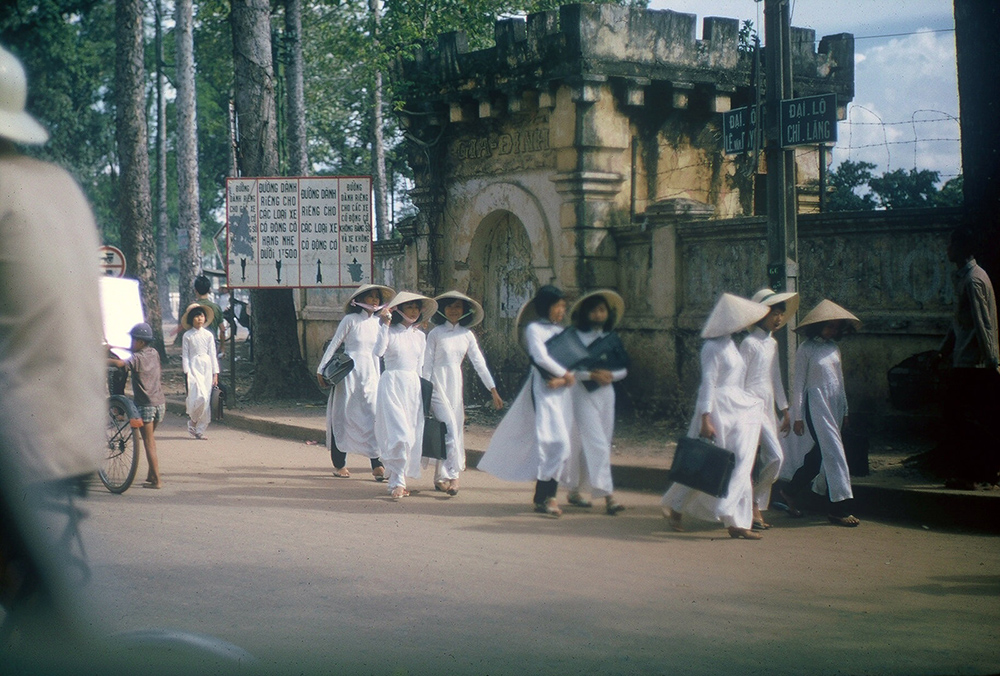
[764,0,799,383]
[819,144,827,213]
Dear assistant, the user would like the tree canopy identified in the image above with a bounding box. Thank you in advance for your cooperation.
[825,160,963,212]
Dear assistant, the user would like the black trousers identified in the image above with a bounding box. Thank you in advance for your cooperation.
[330,437,382,471]
[787,396,855,516]
[533,479,558,505]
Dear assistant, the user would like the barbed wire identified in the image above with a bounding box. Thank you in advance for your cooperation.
[841,105,961,175]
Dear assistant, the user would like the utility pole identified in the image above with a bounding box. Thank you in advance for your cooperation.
[764,0,798,377]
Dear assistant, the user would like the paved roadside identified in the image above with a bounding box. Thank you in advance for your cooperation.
[165,396,1000,533]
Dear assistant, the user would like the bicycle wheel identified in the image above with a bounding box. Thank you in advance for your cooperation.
[99,395,140,494]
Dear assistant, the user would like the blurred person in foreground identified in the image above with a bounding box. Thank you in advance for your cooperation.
[0,43,105,655]
[934,223,1000,489]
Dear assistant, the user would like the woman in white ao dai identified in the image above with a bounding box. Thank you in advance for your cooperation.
[423,292,503,493]
[374,292,459,500]
[316,285,394,480]
[662,293,769,539]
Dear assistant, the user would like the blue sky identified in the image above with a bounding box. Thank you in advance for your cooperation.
[647,0,960,183]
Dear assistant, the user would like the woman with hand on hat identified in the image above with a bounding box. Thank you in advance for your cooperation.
[560,290,629,515]
[374,292,459,499]
[182,303,219,440]
[423,291,503,495]
[316,284,395,480]
[784,300,862,527]
[740,288,799,530]
[478,285,575,517]
[662,293,769,539]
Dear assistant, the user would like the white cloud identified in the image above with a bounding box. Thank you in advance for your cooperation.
[834,30,960,181]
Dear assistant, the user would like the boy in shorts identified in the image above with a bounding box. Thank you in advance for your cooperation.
[109,323,165,488]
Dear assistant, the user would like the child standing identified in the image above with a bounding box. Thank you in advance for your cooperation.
[785,299,862,527]
[740,288,798,530]
[108,322,165,488]
[423,291,503,495]
[181,303,219,440]
[561,290,629,515]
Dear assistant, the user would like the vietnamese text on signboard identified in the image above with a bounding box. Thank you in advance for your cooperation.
[225,176,373,288]
[780,93,837,148]
[721,105,760,155]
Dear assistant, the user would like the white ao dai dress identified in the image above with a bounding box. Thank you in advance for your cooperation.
[478,320,573,483]
[317,312,383,458]
[662,336,763,530]
[182,326,220,436]
[423,322,497,479]
[375,322,459,491]
[789,337,852,503]
[740,327,788,509]
[561,329,627,498]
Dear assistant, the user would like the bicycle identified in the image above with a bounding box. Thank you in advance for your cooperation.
[99,366,141,494]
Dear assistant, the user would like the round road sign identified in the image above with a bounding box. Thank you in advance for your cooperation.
[99,245,127,278]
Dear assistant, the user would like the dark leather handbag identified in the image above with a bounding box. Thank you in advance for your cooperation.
[419,378,448,460]
[322,352,355,386]
[669,436,736,498]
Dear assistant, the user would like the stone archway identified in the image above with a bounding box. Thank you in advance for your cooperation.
[470,210,537,398]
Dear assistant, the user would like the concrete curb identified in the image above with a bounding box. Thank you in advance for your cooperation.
[172,399,1000,533]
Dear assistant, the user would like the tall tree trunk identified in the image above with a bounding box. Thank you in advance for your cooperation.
[176,0,201,327]
[369,0,389,240]
[115,0,163,354]
[284,0,308,177]
[232,0,319,400]
[154,0,172,322]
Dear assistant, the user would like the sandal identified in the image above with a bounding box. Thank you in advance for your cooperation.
[447,481,459,496]
[542,498,562,518]
[728,527,763,540]
[666,510,685,532]
[751,520,772,531]
[567,492,592,508]
[605,499,626,516]
[390,486,409,500]
[333,468,351,478]
[372,466,386,482]
[434,480,450,493]
[828,514,860,527]
[778,489,804,518]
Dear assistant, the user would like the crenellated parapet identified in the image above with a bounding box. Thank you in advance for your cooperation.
[396,3,854,122]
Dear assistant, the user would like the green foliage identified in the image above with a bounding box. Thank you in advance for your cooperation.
[826,160,962,212]
[868,167,943,209]
[826,160,877,212]
[1,0,119,242]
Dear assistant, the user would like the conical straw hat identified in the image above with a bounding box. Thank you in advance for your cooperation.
[569,289,625,330]
[432,291,484,328]
[387,290,438,325]
[181,302,215,330]
[700,293,770,339]
[795,299,861,332]
[344,283,396,314]
[750,288,800,327]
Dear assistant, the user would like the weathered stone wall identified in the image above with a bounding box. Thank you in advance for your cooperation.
[614,205,962,423]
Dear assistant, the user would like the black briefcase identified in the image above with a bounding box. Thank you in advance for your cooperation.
[544,327,590,370]
[419,378,448,460]
[669,436,736,498]
[322,352,355,386]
